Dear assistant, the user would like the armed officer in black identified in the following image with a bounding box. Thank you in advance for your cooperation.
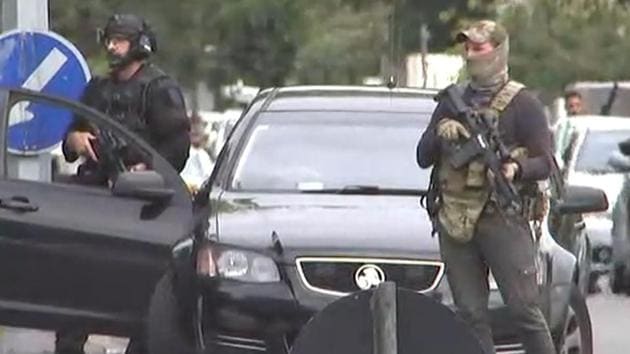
[63,14,190,185]
[57,14,190,354]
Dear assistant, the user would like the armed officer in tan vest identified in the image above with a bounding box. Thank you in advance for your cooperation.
[417,20,555,354]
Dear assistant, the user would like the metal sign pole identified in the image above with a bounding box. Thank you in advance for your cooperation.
[2,0,52,182]
[370,281,398,354]
[2,0,48,30]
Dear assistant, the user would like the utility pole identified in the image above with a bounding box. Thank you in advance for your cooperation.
[2,0,48,30]
[2,0,51,182]
[420,23,430,89]
[386,1,397,88]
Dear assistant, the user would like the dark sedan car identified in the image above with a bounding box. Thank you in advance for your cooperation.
[147,86,606,354]
[0,89,193,339]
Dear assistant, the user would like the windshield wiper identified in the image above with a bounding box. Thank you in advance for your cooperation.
[584,167,615,175]
[300,185,426,196]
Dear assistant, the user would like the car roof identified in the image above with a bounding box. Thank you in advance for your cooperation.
[258,85,439,114]
[568,115,630,131]
[570,81,630,89]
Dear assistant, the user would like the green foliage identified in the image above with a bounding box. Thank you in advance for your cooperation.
[48,0,113,75]
[396,0,498,53]
[502,0,630,98]
[293,0,388,84]
[48,0,497,91]
[213,0,303,88]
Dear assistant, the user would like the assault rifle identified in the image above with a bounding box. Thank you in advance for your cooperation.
[435,84,522,214]
[94,129,128,180]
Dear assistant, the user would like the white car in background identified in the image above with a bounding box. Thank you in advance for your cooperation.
[198,108,242,159]
[559,116,630,291]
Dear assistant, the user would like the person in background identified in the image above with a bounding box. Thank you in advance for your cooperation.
[180,114,214,193]
[565,90,586,116]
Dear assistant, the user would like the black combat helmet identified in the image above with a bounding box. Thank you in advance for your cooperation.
[99,14,157,69]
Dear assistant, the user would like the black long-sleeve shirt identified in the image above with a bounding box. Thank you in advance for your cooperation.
[417,87,552,181]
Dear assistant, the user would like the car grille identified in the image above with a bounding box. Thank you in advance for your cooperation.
[214,334,267,352]
[296,257,445,296]
[495,343,525,353]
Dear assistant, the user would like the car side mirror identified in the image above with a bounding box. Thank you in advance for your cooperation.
[608,150,630,172]
[555,185,608,215]
[112,171,174,202]
[619,138,630,156]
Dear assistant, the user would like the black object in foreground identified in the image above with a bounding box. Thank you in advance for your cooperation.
[290,282,484,354]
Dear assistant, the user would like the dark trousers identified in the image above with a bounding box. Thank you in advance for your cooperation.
[55,331,146,354]
[55,331,87,354]
[438,212,555,354]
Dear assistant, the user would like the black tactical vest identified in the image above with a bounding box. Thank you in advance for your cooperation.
[85,64,167,144]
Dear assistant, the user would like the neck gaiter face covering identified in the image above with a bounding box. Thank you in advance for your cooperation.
[466,39,509,93]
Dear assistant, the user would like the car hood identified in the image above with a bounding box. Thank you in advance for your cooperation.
[213,192,440,260]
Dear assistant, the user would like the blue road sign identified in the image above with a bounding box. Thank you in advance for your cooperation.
[0,29,91,154]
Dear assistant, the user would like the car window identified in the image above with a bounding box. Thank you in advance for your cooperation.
[229,111,432,193]
[574,129,630,173]
[4,96,153,188]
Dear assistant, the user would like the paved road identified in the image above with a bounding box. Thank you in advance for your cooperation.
[0,278,628,354]
[587,277,630,354]
[0,329,128,354]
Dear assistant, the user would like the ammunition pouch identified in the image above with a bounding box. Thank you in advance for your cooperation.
[508,147,549,222]
[521,182,549,222]
[421,166,441,236]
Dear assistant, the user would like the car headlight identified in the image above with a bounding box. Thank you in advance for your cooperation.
[218,250,249,277]
[197,243,281,282]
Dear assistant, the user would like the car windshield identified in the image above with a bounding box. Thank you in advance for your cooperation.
[230,111,432,194]
[575,129,630,173]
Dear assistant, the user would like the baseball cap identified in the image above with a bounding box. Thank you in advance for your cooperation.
[456,20,508,45]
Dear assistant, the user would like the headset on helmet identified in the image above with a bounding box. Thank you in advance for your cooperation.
[97,14,157,58]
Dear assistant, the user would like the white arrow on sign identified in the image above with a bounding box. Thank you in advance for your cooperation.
[8,47,68,126]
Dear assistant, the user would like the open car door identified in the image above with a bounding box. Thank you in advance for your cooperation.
[0,88,193,335]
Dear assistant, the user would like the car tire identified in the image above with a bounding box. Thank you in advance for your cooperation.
[147,271,201,354]
[611,263,626,294]
[557,287,593,354]
[587,272,600,294]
